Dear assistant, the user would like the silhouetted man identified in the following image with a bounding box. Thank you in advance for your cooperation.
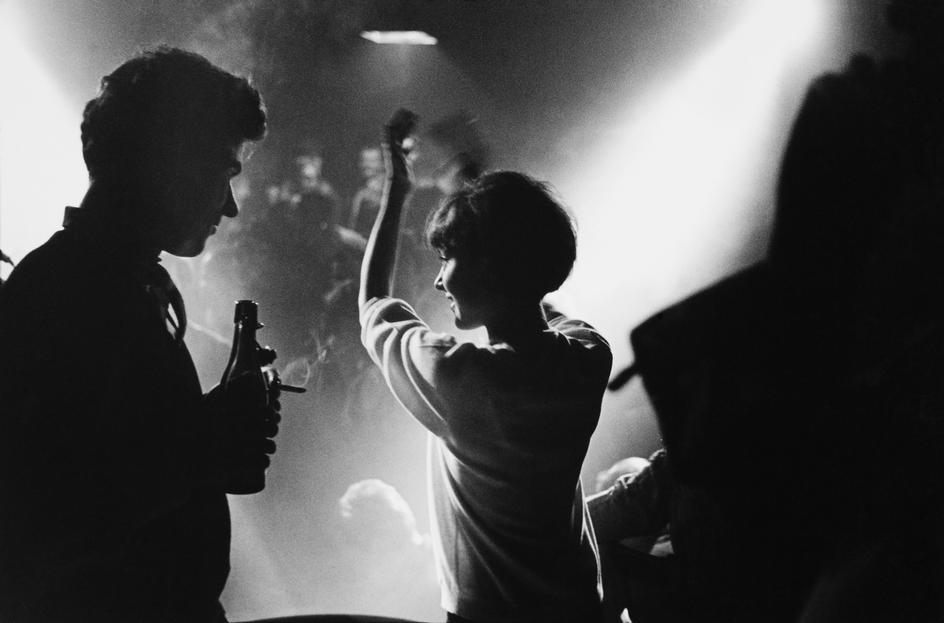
[629,2,944,621]
[0,47,277,623]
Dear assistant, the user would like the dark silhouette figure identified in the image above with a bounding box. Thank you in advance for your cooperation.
[626,2,944,621]
[588,450,735,623]
[0,47,278,623]
[348,146,385,239]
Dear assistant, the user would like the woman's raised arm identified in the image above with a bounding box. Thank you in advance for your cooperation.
[359,108,418,306]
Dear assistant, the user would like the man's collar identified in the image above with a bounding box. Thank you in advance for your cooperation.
[61,205,162,269]
[62,205,81,228]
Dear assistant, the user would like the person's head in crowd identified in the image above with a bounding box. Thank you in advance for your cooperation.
[425,171,576,330]
[338,479,424,550]
[80,46,266,257]
[294,139,328,192]
[357,146,385,196]
[414,111,488,195]
[359,146,384,181]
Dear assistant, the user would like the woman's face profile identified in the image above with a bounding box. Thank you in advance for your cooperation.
[433,250,491,330]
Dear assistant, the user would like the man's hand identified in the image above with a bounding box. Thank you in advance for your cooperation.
[203,381,280,493]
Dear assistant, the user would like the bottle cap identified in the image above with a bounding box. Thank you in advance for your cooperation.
[234,300,258,325]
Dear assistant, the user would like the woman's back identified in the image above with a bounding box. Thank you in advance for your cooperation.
[360,297,611,622]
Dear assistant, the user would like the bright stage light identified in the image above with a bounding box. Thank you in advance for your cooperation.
[0,1,88,271]
[361,30,438,45]
[557,0,827,367]
[755,0,823,53]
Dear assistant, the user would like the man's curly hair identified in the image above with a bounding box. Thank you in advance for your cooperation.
[81,46,266,179]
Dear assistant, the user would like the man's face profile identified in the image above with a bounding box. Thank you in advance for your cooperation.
[158,142,243,257]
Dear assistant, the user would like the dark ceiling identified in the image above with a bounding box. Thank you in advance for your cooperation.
[13,0,900,199]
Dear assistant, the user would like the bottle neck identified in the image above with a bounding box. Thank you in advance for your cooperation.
[229,321,258,376]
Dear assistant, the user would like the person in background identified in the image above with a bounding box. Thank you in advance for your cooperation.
[359,109,611,623]
[348,146,386,239]
[337,479,442,621]
[267,141,341,227]
[588,450,733,623]
[257,141,344,362]
[0,46,278,623]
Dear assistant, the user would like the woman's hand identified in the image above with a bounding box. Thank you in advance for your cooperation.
[383,108,418,195]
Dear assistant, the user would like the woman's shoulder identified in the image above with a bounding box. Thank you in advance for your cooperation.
[548,316,612,364]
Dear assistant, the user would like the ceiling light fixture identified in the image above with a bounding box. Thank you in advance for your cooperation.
[360,30,437,45]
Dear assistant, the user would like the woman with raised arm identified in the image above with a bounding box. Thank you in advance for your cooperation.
[359,109,612,623]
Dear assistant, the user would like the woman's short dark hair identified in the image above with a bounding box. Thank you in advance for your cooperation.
[81,46,267,179]
[426,171,577,301]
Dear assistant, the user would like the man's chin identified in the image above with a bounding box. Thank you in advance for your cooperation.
[165,236,206,258]
[453,316,480,331]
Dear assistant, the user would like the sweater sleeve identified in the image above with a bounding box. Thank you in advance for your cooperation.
[360,295,477,441]
[586,450,673,542]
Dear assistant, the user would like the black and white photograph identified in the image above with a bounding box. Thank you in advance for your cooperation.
[0,1,942,622]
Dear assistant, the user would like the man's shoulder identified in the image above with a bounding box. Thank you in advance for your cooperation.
[1,231,134,323]
[2,232,79,302]
[0,234,101,380]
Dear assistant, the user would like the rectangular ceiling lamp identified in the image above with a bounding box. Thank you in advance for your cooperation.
[360,30,437,45]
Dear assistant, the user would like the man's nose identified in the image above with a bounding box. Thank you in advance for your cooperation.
[434,268,445,292]
[222,187,238,218]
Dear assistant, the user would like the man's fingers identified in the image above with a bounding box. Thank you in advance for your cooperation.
[261,419,279,439]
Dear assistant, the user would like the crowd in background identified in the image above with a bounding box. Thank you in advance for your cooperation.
[165,112,489,426]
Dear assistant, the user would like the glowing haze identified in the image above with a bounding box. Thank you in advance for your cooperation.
[557,0,826,366]
[0,2,88,274]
